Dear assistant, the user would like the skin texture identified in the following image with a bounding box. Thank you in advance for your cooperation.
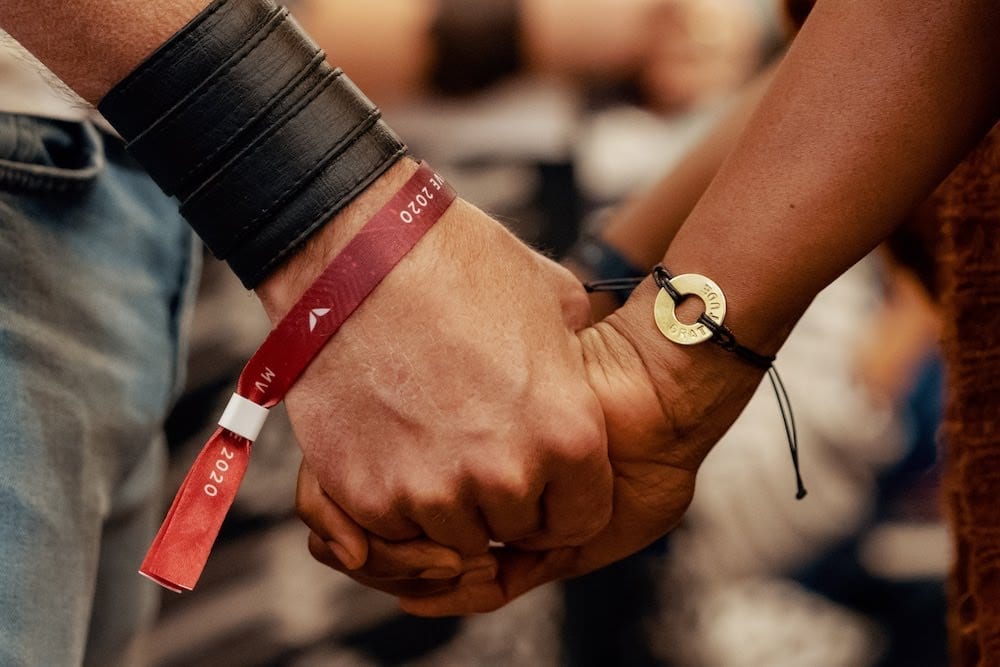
[297,305,763,608]
[260,161,616,557]
[299,55,781,594]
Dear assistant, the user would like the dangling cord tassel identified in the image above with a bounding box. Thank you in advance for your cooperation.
[767,366,806,499]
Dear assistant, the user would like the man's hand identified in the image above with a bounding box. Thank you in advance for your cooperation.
[296,459,500,598]
[259,160,614,557]
[291,251,766,611]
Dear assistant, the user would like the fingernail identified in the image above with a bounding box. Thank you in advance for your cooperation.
[328,541,360,570]
[461,566,497,585]
[419,567,460,580]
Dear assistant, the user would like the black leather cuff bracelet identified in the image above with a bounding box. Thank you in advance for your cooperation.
[98,0,407,288]
[430,0,522,95]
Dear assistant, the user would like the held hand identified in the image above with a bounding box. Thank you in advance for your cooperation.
[396,281,767,614]
[260,161,614,557]
[296,459,499,598]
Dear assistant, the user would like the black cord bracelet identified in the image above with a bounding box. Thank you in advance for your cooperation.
[585,265,807,500]
[651,266,776,369]
[568,235,647,306]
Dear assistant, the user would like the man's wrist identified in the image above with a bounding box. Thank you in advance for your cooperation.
[255,158,421,322]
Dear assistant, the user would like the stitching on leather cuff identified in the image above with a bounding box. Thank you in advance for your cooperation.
[237,109,381,236]
[246,144,408,285]
[101,0,237,106]
[174,51,326,191]
[97,0,410,288]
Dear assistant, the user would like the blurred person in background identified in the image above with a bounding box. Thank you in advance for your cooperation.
[294,0,779,112]
[560,60,949,663]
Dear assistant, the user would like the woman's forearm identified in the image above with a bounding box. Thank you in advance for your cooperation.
[622,0,999,368]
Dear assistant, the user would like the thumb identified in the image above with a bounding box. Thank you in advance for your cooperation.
[399,546,579,616]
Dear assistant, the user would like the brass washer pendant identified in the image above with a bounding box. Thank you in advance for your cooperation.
[653,273,727,345]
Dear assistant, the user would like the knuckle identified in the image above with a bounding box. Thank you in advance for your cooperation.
[346,490,393,529]
[478,464,535,502]
[576,504,612,540]
[551,475,613,545]
[548,419,606,467]
[553,513,606,546]
[404,479,462,519]
[306,533,343,570]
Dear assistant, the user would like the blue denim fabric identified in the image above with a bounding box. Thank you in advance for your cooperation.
[0,113,197,666]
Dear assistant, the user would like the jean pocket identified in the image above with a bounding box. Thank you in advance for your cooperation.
[0,112,104,193]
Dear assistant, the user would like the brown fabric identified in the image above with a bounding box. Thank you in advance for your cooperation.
[935,125,1000,666]
[783,3,1000,664]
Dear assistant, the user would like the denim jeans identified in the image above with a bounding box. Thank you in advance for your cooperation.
[0,113,197,666]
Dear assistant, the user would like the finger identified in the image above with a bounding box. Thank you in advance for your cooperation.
[296,460,369,569]
[360,535,486,580]
[403,483,491,556]
[516,450,613,551]
[399,547,571,616]
[476,485,544,544]
[306,525,497,581]
[400,580,507,617]
[308,534,458,598]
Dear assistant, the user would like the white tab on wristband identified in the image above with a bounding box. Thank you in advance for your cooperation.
[218,393,269,441]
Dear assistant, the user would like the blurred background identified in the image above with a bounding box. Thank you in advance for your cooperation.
[148,0,949,664]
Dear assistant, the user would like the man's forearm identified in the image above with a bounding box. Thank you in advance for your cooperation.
[1,1,211,104]
[2,0,619,564]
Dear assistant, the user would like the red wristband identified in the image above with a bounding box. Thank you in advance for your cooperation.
[141,162,457,592]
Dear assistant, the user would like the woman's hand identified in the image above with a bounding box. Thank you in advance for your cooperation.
[397,281,767,614]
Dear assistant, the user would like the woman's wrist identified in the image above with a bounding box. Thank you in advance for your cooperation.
[659,215,818,357]
[597,278,765,469]
[611,276,773,403]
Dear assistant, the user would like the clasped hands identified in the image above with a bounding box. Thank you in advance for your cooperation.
[258,173,764,616]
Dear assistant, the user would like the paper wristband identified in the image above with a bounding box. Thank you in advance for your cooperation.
[140,162,456,591]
